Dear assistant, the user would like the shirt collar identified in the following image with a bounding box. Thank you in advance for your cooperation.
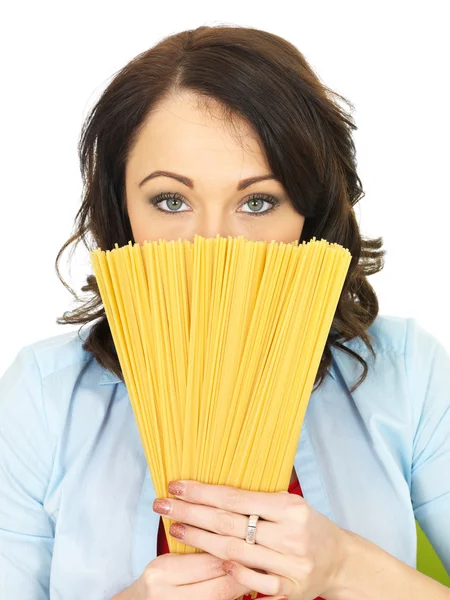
[98,369,122,385]
[328,355,338,380]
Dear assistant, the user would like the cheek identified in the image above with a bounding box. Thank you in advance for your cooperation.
[128,204,189,244]
[127,202,143,243]
[273,211,305,244]
[126,198,160,244]
[291,213,305,239]
[131,221,165,244]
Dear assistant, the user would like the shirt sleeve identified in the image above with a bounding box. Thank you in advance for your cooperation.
[0,345,54,599]
[407,317,450,576]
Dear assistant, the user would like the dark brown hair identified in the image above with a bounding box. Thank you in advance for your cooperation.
[55,24,385,394]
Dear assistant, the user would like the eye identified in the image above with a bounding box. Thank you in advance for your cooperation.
[240,194,280,216]
[149,192,190,213]
[148,192,281,217]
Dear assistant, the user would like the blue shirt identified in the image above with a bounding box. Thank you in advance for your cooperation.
[1,314,449,599]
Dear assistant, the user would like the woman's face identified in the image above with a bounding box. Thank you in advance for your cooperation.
[125,90,304,244]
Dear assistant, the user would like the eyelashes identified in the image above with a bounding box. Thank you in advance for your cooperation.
[148,192,281,217]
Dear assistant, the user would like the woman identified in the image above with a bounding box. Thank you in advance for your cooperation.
[0,24,449,600]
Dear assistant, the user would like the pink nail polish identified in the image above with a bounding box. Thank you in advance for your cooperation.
[221,560,235,575]
[152,499,171,515]
[169,523,186,539]
[168,481,186,496]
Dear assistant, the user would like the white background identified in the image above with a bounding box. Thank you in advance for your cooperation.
[1,0,449,375]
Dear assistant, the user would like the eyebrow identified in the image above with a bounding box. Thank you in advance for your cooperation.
[138,170,277,191]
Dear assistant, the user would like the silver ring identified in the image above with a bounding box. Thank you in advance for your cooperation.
[245,514,260,544]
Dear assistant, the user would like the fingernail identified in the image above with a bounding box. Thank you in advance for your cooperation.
[169,523,186,539]
[221,560,235,575]
[152,499,172,515]
[168,481,186,496]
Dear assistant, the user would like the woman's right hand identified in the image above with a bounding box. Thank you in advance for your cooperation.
[110,551,253,599]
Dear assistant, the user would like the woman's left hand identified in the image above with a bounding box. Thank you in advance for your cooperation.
[152,479,349,599]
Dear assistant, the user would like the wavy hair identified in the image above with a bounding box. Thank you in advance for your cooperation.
[55,24,385,394]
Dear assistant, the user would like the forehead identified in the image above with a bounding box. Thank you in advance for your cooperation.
[126,91,267,171]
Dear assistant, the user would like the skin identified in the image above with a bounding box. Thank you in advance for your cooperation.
[125,89,305,246]
[125,89,304,487]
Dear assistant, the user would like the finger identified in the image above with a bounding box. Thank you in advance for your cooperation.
[169,522,298,579]
[172,572,251,600]
[155,497,285,552]
[159,551,226,585]
[221,560,289,598]
[168,480,299,522]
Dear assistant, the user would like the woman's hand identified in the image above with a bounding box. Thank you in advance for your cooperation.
[110,551,258,599]
[153,479,350,600]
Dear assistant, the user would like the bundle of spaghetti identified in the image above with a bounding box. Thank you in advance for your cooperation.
[90,234,351,598]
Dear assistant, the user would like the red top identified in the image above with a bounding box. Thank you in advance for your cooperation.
[157,475,326,600]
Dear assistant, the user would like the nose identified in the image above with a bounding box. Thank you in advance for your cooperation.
[190,213,234,241]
